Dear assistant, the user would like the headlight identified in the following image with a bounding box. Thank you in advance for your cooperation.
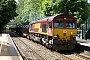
[71,32,73,35]
[54,34,59,38]
[54,35,58,38]
[70,32,77,38]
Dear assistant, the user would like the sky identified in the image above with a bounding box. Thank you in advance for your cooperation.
[88,0,90,3]
[15,0,18,2]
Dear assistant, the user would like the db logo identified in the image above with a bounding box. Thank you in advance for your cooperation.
[63,30,67,33]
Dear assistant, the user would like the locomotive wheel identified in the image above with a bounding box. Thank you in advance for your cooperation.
[48,44,52,48]
[46,43,52,49]
[46,44,53,51]
[27,35,30,40]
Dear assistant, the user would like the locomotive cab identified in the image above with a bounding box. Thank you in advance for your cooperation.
[52,16,77,50]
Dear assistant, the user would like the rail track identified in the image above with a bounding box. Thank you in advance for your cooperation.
[12,37,45,60]
[10,32,90,60]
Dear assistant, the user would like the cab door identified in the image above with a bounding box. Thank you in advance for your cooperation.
[48,22,52,36]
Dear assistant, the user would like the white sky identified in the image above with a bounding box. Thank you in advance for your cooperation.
[15,0,18,2]
[88,0,90,3]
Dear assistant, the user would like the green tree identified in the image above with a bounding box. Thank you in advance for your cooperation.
[88,3,90,16]
[59,0,87,27]
[0,0,17,31]
[14,0,44,25]
[14,0,89,28]
[40,0,88,27]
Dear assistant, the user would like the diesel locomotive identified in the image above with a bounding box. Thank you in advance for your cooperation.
[28,13,77,50]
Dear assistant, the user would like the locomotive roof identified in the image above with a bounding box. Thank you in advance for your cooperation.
[30,13,76,24]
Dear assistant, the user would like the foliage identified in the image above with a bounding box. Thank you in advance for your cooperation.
[14,0,90,27]
[60,0,85,25]
[40,0,89,27]
[40,0,62,16]
[14,0,43,25]
[0,0,17,30]
[88,3,90,16]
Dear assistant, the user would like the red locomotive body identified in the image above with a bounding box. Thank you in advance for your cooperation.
[28,13,77,50]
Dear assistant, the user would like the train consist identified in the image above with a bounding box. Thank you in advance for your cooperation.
[11,13,77,50]
[10,25,29,37]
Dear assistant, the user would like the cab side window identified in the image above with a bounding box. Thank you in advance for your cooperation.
[49,22,52,28]
[42,24,47,32]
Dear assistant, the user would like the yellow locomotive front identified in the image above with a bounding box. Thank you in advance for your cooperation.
[52,16,77,50]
